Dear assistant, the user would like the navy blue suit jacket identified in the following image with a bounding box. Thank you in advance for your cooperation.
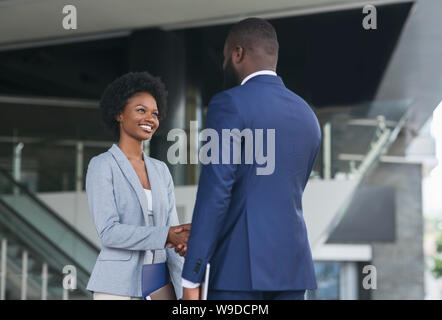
[182,75,321,291]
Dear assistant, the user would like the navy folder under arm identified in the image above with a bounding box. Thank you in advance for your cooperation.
[141,263,170,299]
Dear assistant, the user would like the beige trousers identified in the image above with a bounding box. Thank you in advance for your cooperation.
[93,291,142,300]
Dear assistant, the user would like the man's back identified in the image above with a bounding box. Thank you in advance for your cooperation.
[182,74,321,292]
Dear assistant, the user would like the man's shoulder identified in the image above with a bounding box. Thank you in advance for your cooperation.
[222,80,293,99]
[214,82,308,107]
[209,84,265,109]
[209,89,236,104]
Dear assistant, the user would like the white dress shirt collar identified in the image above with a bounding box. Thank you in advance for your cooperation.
[241,70,277,85]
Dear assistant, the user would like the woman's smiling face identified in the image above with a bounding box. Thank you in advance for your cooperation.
[116,92,160,141]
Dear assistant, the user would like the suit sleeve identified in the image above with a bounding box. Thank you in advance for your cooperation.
[162,161,184,299]
[85,157,169,251]
[303,140,321,188]
[303,119,322,188]
[182,91,244,283]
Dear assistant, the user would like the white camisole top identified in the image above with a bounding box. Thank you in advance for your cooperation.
[143,188,155,264]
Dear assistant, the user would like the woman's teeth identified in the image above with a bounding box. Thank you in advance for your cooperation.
[140,125,152,132]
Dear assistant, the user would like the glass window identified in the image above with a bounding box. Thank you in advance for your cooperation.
[307,262,340,300]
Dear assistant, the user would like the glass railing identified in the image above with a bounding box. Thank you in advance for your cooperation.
[317,99,414,180]
[0,168,99,298]
[0,142,110,193]
[0,224,88,299]
[308,99,414,249]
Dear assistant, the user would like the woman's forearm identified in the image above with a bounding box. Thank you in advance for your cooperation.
[99,222,169,251]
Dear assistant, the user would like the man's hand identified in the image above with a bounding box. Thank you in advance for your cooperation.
[182,287,200,300]
[166,224,191,256]
[178,223,191,232]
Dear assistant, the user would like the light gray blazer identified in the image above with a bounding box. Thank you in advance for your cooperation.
[85,143,183,298]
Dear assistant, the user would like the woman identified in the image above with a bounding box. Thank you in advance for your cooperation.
[85,71,189,300]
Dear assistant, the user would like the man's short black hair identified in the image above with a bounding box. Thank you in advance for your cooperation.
[99,71,167,140]
[226,17,279,56]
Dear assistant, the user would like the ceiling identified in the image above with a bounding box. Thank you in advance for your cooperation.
[0,0,411,48]
[0,1,415,144]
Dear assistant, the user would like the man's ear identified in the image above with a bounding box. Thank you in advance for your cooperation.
[233,45,245,64]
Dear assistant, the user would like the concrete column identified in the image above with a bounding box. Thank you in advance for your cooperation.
[368,162,424,299]
[339,262,358,300]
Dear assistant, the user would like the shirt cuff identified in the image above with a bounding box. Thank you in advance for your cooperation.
[182,278,200,288]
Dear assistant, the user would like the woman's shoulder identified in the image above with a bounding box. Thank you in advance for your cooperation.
[85,151,114,186]
[145,155,167,170]
[145,156,171,177]
[87,151,113,170]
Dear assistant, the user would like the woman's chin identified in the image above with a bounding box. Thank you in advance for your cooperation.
[137,128,154,140]
[140,131,154,140]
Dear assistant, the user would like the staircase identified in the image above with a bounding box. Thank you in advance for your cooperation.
[0,168,99,300]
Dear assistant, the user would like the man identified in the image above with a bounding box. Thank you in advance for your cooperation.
[181,18,321,300]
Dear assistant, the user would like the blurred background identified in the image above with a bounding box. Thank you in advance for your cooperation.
[0,0,441,300]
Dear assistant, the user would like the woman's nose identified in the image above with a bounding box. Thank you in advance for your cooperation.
[144,114,156,122]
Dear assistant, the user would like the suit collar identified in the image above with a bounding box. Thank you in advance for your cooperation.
[244,74,285,87]
[108,143,161,226]
[241,70,277,85]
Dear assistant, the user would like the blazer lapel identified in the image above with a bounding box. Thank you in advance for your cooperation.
[143,152,162,226]
[108,144,151,225]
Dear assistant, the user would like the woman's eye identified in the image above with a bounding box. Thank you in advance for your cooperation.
[152,112,159,117]
[137,108,145,113]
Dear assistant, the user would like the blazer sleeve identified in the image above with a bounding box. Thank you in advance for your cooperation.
[181,91,243,283]
[85,156,169,251]
[162,161,184,299]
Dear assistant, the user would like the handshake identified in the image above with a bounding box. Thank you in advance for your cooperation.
[166,223,191,257]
